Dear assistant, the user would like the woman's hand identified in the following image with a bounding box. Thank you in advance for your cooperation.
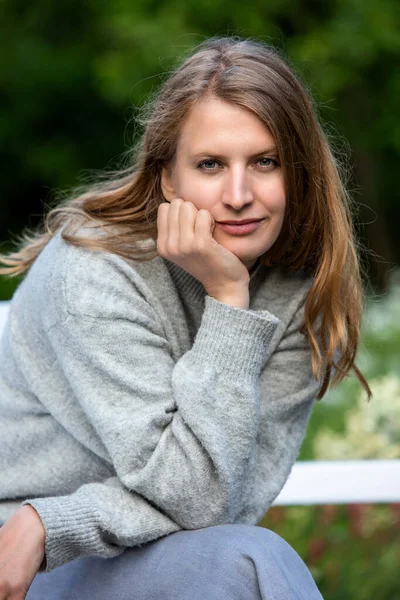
[157,198,250,307]
[0,505,45,599]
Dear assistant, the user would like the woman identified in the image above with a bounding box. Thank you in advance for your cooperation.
[0,36,370,599]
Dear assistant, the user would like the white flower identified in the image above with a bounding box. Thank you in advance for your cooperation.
[313,374,400,459]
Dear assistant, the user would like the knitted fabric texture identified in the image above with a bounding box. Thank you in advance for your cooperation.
[0,232,321,571]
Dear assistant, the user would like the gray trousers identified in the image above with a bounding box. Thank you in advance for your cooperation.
[27,524,324,599]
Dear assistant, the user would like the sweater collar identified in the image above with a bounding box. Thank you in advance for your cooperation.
[163,257,266,305]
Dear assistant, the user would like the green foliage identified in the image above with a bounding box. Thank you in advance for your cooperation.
[259,503,400,600]
[299,271,400,461]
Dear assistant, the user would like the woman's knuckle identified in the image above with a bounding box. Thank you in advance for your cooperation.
[166,241,178,256]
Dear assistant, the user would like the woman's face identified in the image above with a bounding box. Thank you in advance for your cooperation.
[161,96,286,270]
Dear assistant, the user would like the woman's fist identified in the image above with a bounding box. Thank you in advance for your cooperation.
[157,198,250,307]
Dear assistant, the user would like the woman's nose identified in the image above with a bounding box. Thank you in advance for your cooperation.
[221,169,254,210]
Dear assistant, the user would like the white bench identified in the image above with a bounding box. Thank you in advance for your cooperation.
[0,301,399,505]
[273,459,400,505]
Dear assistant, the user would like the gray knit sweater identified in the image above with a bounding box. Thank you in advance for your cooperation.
[0,231,321,572]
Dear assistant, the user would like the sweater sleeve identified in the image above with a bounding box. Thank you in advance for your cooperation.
[23,290,279,572]
[234,292,323,523]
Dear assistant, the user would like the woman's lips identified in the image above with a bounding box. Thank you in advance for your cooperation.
[217,219,265,235]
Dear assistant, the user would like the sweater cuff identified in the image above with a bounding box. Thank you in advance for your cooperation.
[22,496,121,572]
[192,295,279,381]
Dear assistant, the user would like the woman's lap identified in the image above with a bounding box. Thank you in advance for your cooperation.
[27,524,323,600]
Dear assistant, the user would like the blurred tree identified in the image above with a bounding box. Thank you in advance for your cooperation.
[1,0,399,297]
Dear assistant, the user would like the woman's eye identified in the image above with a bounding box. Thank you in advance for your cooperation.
[257,157,279,169]
[197,157,279,171]
[198,159,219,171]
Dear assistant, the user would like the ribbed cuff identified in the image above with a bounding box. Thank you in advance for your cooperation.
[192,295,279,381]
[22,496,121,572]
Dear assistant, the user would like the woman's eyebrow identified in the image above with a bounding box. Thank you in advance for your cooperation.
[190,147,278,159]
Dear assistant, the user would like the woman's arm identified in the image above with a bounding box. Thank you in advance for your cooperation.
[21,279,279,571]
[235,292,323,522]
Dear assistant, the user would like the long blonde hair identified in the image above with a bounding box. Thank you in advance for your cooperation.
[0,36,371,400]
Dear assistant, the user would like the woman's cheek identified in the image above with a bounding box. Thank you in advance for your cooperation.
[181,179,219,212]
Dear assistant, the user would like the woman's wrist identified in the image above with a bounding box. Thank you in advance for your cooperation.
[18,505,46,555]
[207,288,250,310]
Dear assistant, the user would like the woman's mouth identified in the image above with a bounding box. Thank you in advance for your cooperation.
[217,219,265,235]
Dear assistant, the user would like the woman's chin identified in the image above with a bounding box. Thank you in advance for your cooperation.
[216,240,263,268]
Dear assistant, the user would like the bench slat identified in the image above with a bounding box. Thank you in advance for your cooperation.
[273,459,400,505]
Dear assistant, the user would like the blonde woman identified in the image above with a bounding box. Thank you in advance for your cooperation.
[0,37,370,599]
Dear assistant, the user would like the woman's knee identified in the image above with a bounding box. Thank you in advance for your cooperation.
[159,524,265,598]
[181,524,323,600]
[185,523,290,563]
[155,524,272,564]
[163,525,289,586]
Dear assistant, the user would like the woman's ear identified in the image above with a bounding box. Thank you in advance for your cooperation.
[161,167,176,202]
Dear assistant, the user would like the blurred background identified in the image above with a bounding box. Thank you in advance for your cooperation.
[1,0,399,597]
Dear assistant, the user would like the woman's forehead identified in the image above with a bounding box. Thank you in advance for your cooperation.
[177,97,276,155]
